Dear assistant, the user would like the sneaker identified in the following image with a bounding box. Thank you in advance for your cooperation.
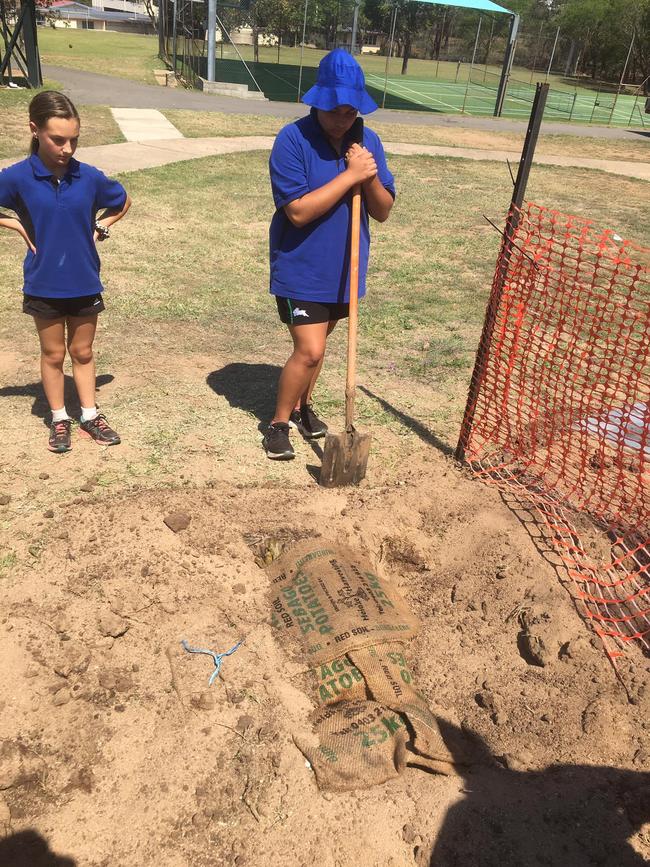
[289,404,328,440]
[263,422,295,460]
[48,419,72,453]
[79,413,121,446]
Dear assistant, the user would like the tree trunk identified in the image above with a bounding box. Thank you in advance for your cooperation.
[401,31,411,75]
[253,25,259,63]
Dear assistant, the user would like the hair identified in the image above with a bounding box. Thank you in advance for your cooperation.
[28,91,80,155]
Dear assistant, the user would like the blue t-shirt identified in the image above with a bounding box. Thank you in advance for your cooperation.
[269,110,395,304]
[0,153,127,299]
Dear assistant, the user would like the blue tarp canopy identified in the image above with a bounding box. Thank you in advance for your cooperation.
[415,0,513,14]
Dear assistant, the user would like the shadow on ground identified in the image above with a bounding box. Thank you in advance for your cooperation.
[0,830,76,866]
[359,384,454,457]
[206,363,280,426]
[0,374,114,425]
[426,719,650,866]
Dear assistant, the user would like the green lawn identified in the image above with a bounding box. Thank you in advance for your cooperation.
[37,27,164,84]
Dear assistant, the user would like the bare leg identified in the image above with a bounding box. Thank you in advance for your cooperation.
[34,317,66,411]
[294,319,339,411]
[66,315,98,409]
[273,321,329,424]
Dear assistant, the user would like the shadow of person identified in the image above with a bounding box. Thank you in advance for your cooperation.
[0,374,115,426]
[0,830,77,866]
[206,363,281,429]
[427,718,650,867]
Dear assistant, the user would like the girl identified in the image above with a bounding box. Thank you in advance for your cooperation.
[0,91,130,453]
[264,49,395,460]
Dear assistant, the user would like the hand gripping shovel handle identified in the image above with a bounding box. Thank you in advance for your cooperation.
[345,183,362,431]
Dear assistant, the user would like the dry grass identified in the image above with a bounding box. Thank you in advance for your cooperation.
[163,109,650,165]
[1,105,124,160]
[0,152,647,490]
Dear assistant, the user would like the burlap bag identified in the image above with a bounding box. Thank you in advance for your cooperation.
[268,540,420,665]
[268,541,470,790]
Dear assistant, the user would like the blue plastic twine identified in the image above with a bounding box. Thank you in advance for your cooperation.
[180,638,243,686]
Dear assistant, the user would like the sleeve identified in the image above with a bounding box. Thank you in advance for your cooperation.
[269,125,310,210]
[367,131,396,200]
[94,169,127,211]
[0,166,18,211]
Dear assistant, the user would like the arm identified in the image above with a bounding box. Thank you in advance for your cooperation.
[0,213,36,254]
[95,194,131,241]
[362,174,394,223]
[283,149,377,229]
[345,143,394,223]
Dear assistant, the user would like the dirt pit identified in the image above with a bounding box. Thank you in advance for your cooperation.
[0,456,648,866]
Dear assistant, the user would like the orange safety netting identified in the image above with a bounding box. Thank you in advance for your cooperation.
[461,202,649,661]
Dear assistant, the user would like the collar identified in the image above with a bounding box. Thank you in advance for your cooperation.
[29,153,81,180]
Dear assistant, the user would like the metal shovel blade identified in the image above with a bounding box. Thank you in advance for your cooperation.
[319,425,371,488]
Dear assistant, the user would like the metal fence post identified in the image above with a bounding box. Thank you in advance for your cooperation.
[455,83,549,464]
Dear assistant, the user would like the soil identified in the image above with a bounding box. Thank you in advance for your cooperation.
[1,349,649,866]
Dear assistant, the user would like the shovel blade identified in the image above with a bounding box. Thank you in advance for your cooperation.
[319,427,371,488]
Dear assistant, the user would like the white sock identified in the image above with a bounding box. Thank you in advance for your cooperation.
[81,406,98,422]
[51,407,69,423]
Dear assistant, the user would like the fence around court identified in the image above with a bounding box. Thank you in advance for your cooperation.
[459,202,649,663]
[157,0,649,128]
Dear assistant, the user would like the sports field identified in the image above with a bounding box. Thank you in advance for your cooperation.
[187,43,649,127]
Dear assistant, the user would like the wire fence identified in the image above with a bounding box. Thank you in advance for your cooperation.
[158,3,649,127]
[462,202,649,662]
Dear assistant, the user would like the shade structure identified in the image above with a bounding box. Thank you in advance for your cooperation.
[415,0,512,14]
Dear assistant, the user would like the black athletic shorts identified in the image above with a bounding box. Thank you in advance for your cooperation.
[276,296,350,326]
[23,293,105,319]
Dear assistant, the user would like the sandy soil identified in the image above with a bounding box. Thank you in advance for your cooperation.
[0,331,649,866]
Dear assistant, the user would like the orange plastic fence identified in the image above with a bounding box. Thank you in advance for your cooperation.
[462,202,649,661]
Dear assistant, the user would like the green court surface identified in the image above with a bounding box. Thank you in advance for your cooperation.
[191,44,649,128]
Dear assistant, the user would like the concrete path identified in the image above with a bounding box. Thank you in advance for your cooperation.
[110,107,184,141]
[44,64,650,144]
[2,135,648,181]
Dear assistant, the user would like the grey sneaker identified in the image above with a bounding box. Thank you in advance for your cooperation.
[79,413,121,446]
[289,404,328,440]
[48,419,72,453]
[263,422,295,460]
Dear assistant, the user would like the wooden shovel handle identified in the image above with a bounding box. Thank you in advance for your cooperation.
[345,184,362,431]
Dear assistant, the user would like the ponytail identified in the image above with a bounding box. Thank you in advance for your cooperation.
[28,91,80,155]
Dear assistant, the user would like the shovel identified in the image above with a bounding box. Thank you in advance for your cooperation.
[320,120,371,487]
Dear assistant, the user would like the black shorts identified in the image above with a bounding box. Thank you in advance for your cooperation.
[23,293,105,319]
[276,296,350,326]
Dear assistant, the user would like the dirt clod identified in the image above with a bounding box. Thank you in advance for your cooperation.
[98,612,129,638]
[163,512,191,533]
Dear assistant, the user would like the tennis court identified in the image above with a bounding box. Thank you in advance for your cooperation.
[175,39,650,128]
[364,71,648,126]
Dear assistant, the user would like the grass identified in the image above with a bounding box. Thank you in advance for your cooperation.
[163,109,650,165]
[0,150,647,499]
[0,84,124,159]
[37,27,164,84]
[31,29,650,128]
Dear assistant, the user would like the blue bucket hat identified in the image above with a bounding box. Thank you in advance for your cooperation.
[301,48,378,115]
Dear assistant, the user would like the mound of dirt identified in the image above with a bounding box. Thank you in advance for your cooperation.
[0,459,648,866]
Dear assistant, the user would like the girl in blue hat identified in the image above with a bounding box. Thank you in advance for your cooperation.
[264,48,395,460]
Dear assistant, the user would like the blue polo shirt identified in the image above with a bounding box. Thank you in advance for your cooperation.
[0,154,127,299]
[269,110,395,304]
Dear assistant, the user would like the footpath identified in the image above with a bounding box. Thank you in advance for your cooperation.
[1,69,648,181]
